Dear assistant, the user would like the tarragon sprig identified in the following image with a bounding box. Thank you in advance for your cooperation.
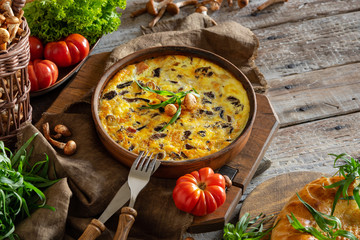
[287,193,358,240]
[135,79,199,131]
[223,212,276,240]
[324,153,360,215]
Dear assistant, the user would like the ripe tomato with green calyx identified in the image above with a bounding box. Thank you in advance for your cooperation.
[44,33,89,68]
[172,167,226,216]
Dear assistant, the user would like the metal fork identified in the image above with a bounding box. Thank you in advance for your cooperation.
[113,151,157,240]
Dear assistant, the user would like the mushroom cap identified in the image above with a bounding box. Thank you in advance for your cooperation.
[195,5,208,13]
[64,140,77,155]
[6,16,19,24]
[0,14,5,22]
[166,2,180,15]
[0,28,10,43]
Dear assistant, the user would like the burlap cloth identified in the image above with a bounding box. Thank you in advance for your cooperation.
[13,14,268,240]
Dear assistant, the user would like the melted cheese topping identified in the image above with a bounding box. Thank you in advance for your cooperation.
[98,55,250,161]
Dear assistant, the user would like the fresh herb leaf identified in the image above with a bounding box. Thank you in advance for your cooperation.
[24,0,127,44]
[0,134,59,239]
[223,212,276,240]
[134,79,199,131]
[288,193,358,240]
[324,153,360,215]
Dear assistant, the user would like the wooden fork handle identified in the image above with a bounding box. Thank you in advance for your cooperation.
[78,219,106,240]
[113,206,138,240]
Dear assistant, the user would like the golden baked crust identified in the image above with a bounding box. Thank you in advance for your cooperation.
[98,55,250,161]
[271,176,360,240]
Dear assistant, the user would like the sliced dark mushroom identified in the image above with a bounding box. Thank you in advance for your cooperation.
[213,106,223,111]
[119,90,129,96]
[157,152,165,159]
[153,67,161,77]
[102,90,117,100]
[150,133,167,140]
[117,81,133,89]
[185,143,196,150]
[202,98,212,104]
[154,122,167,132]
[105,115,116,125]
[123,97,150,103]
[183,130,191,140]
[204,91,215,99]
[136,125,147,131]
[170,80,179,84]
[227,96,243,108]
[128,145,135,151]
[198,130,206,137]
[171,152,181,159]
[180,152,188,159]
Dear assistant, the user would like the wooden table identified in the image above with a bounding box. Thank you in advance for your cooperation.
[30,0,360,238]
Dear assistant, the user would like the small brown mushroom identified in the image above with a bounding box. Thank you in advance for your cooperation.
[209,0,223,11]
[166,0,198,15]
[0,14,6,26]
[165,104,178,116]
[54,124,72,137]
[238,0,249,8]
[42,122,77,156]
[223,175,232,188]
[6,16,20,43]
[195,5,208,14]
[146,0,172,16]
[149,4,167,28]
[183,93,197,110]
[0,28,9,50]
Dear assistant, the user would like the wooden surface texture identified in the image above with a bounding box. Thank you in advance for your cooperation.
[32,0,360,239]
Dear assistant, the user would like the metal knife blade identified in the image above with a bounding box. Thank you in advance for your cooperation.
[98,160,161,224]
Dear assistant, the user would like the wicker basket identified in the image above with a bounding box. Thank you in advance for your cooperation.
[0,6,31,146]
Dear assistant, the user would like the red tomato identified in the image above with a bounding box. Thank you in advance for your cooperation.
[44,33,89,67]
[28,59,58,91]
[29,36,44,61]
[172,167,226,216]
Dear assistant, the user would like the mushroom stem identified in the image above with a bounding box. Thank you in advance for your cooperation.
[227,0,233,7]
[130,7,147,18]
[2,0,14,17]
[0,28,9,50]
[256,0,288,12]
[167,0,198,15]
[195,6,218,25]
[42,122,77,156]
[149,5,167,28]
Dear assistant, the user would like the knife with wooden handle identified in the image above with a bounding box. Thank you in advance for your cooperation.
[78,161,161,240]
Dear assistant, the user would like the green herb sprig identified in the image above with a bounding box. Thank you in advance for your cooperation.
[324,153,360,215]
[135,80,200,131]
[287,193,358,240]
[223,212,276,240]
[0,134,59,240]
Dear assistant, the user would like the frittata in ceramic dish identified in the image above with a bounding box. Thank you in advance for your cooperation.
[98,55,250,161]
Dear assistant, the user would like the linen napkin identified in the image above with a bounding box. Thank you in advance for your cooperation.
[13,13,270,240]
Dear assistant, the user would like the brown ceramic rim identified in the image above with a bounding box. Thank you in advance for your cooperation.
[92,46,257,171]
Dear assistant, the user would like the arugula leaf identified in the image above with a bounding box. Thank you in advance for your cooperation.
[24,0,127,44]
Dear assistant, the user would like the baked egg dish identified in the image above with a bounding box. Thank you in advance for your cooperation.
[98,55,250,161]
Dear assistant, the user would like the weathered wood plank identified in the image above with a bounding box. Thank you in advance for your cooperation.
[247,111,360,196]
[266,62,360,127]
[93,0,360,54]
[253,11,360,80]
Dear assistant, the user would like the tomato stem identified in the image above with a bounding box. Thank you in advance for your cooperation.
[198,182,206,190]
